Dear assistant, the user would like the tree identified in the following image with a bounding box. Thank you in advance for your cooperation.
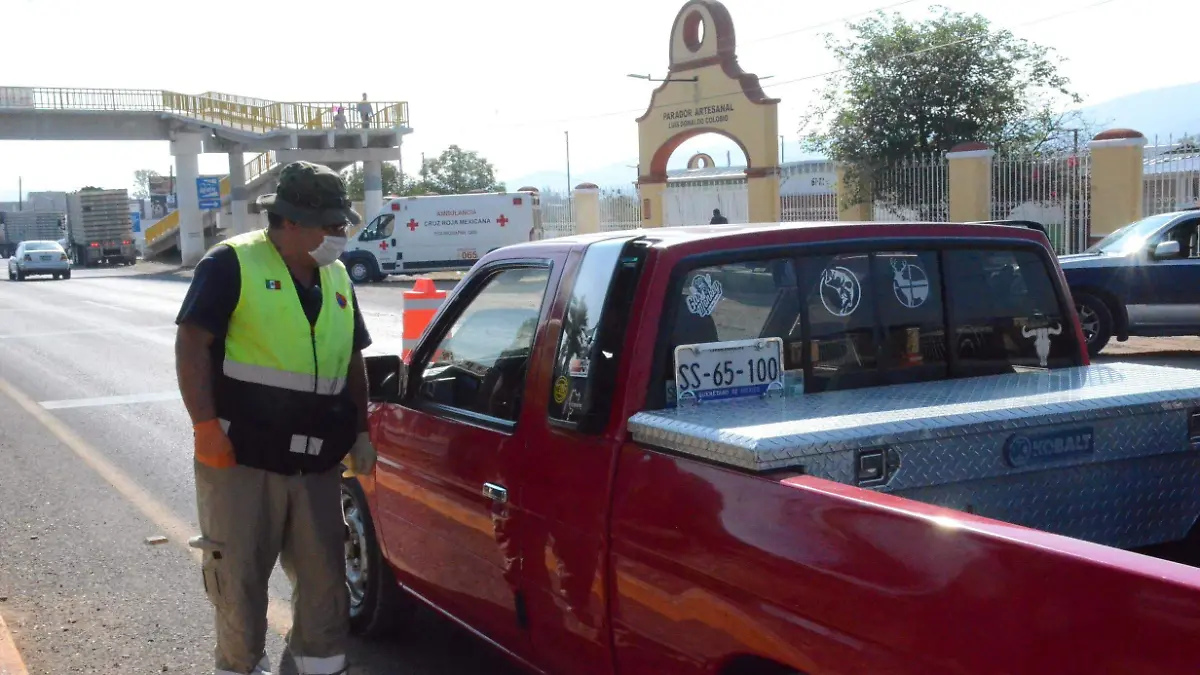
[800,6,1085,205]
[132,169,161,199]
[342,162,407,200]
[420,145,505,195]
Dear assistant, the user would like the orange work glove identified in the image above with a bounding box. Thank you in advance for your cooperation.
[194,419,237,469]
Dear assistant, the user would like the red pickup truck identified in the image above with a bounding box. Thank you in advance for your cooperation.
[347,222,1200,675]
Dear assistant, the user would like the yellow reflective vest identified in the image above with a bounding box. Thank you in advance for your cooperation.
[215,229,358,474]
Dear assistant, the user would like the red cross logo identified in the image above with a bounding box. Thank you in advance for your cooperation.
[407,219,419,231]
[379,240,389,251]
[497,214,509,228]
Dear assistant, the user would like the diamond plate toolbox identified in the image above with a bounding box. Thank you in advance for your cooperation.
[628,363,1200,549]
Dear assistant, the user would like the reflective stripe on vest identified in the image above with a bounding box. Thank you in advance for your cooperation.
[222,229,355,395]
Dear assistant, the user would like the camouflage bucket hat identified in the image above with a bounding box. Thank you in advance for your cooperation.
[256,161,362,227]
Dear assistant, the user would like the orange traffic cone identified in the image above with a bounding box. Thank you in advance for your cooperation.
[402,277,448,363]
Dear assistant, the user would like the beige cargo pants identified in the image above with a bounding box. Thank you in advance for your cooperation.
[195,461,349,675]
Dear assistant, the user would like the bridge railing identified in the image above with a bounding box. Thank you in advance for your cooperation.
[0,87,408,132]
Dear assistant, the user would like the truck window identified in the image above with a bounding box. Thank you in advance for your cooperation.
[943,249,1078,375]
[358,214,395,242]
[651,243,1081,408]
[661,257,803,407]
[415,266,551,423]
[548,238,646,427]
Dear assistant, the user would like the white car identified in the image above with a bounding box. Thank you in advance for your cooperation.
[8,240,72,281]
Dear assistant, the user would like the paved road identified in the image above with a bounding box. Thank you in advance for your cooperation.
[0,263,516,675]
[1,261,1198,674]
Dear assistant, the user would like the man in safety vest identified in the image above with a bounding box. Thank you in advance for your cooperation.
[174,161,376,675]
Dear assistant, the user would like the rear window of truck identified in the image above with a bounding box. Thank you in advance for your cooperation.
[653,244,1081,408]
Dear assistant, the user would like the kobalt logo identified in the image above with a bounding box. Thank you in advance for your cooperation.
[1004,428,1095,467]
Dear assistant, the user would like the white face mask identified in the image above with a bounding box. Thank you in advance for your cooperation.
[309,235,348,267]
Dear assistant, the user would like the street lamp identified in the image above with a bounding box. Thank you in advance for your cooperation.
[626,73,699,83]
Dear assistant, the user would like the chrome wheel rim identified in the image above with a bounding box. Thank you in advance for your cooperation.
[1076,303,1100,344]
[342,485,369,612]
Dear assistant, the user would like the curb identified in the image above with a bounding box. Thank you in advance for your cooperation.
[0,611,29,675]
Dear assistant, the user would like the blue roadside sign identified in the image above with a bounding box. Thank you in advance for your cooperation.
[197,176,222,210]
[130,212,142,233]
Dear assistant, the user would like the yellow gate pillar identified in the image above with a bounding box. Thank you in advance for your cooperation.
[640,182,666,228]
[836,165,872,221]
[747,168,781,223]
[1088,128,1146,243]
[572,183,601,235]
[947,142,993,222]
[636,0,780,228]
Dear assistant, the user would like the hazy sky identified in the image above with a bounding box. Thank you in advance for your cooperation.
[0,0,1190,200]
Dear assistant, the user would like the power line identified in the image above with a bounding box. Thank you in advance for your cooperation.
[486,0,1121,132]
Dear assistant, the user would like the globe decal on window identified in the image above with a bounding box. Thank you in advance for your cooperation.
[891,259,929,309]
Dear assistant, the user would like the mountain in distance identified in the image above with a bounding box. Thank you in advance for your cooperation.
[501,81,1200,191]
[1076,80,1200,143]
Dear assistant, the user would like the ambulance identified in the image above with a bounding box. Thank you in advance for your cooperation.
[340,191,543,283]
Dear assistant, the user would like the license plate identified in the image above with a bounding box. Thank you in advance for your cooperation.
[674,337,785,403]
[40,255,52,261]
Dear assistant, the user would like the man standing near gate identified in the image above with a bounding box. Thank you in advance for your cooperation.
[175,161,377,675]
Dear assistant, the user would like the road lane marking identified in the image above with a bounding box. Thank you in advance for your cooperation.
[39,391,183,410]
[81,300,132,313]
[0,611,30,675]
[0,376,294,638]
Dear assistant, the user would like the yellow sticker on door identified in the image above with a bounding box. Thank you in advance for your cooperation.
[553,376,570,405]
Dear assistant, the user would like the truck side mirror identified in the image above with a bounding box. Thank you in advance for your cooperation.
[365,354,405,402]
[1153,240,1181,259]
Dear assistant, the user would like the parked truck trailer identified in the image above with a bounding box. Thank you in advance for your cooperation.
[66,189,136,267]
[0,210,65,257]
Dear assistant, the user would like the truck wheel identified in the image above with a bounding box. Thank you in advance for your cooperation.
[348,259,374,285]
[1074,292,1113,357]
[342,476,410,638]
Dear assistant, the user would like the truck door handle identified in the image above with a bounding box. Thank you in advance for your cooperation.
[482,482,508,504]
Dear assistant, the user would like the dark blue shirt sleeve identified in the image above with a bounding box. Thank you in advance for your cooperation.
[351,287,372,352]
[175,245,240,339]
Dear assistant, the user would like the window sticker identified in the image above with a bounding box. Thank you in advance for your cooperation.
[553,376,570,404]
[1021,322,1062,367]
[686,273,723,317]
[891,259,930,309]
[819,266,862,317]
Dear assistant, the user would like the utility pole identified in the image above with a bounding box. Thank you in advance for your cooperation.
[565,131,573,214]
[780,135,785,164]
[18,176,22,210]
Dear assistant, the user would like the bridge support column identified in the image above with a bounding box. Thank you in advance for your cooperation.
[228,150,249,234]
[172,132,205,266]
[363,160,383,224]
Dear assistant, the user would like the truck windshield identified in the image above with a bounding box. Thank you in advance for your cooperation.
[652,244,1081,408]
[1084,213,1176,255]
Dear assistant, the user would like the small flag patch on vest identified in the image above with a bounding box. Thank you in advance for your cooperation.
[266,280,282,290]
[335,292,348,309]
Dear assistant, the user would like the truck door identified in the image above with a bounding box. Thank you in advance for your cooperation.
[372,255,565,661]
[515,237,648,675]
[356,213,398,273]
[1129,216,1200,330]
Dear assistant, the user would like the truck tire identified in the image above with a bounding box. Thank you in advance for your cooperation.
[342,476,411,638]
[346,256,377,285]
[1074,292,1113,357]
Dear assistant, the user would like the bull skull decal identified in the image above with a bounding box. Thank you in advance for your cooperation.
[1021,322,1062,367]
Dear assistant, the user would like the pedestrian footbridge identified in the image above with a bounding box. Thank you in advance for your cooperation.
[0,87,412,265]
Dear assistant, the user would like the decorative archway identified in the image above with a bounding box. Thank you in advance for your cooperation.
[686,152,717,170]
[636,0,780,227]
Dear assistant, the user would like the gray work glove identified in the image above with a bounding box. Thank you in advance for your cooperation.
[342,431,377,478]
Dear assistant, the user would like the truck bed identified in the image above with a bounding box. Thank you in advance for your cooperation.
[629,362,1200,551]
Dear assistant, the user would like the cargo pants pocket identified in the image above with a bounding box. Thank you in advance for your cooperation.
[201,550,225,607]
